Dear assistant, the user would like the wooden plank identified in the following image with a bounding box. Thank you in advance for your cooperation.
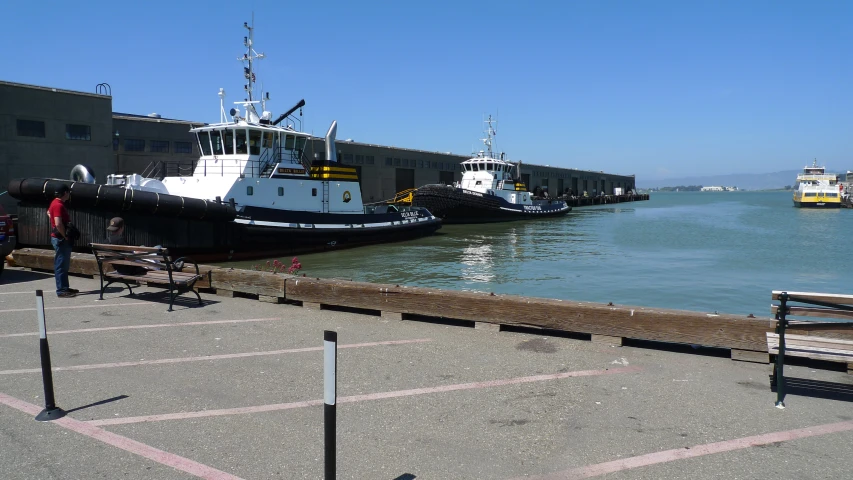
[208,268,284,298]
[591,334,623,346]
[770,305,853,320]
[285,277,776,351]
[258,295,282,304]
[380,311,403,321]
[730,349,769,364]
[475,322,501,332]
[772,290,853,305]
[90,243,161,253]
[767,333,853,363]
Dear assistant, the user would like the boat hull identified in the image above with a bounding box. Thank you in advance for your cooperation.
[792,200,841,208]
[9,178,442,262]
[411,184,571,224]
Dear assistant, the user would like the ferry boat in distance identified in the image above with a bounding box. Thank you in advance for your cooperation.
[792,159,842,208]
[410,116,571,224]
[9,19,441,261]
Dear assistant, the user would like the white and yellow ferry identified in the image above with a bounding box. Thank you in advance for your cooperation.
[792,159,842,208]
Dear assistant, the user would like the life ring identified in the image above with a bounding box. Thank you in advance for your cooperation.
[342,191,352,203]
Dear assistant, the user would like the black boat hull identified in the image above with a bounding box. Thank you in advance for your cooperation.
[9,178,442,262]
[411,184,571,224]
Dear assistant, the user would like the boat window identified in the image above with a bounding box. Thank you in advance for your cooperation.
[487,162,494,170]
[284,134,295,150]
[211,130,224,155]
[827,192,838,197]
[197,131,212,156]
[804,192,817,197]
[249,129,261,155]
[223,129,234,154]
[236,129,247,154]
[295,136,306,154]
[472,163,479,172]
[262,132,273,148]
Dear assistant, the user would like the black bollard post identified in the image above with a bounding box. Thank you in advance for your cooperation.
[34,290,66,421]
[324,330,337,479]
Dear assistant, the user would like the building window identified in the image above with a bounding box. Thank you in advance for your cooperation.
[343,153,354,164]
[124,139,145,151]
[355,155,364,164]
[174,141,192,154]
[385,157,393,166]
[394,158,401,166]
[402,159,409,167]
[113,137,119,151]
[17,119,45,138]
[418,160,424,168]
[65,124,91,141]
[366,155,375,165]
[151,140,170,153]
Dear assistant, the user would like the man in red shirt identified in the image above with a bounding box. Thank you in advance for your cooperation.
[48,184,77,297]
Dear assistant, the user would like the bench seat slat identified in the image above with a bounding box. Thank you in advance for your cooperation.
[771,291,853,305]
[770,305,853,320]
[105,273,199,285]
[767,333,853,362]
[105,259,170,269]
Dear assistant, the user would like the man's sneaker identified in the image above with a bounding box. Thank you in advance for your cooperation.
[57,291,76,298]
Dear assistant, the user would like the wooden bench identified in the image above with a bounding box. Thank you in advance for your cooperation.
[769,290,853,408]
[91,243,204,312]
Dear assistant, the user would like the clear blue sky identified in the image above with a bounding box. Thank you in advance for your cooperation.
[4,0,851,181]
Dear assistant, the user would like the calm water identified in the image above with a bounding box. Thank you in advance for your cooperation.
[219,192,853,316]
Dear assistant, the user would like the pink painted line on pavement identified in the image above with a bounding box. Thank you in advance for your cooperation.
[0,317,282,338]
[0,302,152,314]
[0,392,244,480]
[89,366,641,426]
[522,420,853,479]
[0,338,432,375]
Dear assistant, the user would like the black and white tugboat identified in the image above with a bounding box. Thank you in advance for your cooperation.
[411,116,571,224]
[9,20,441,261]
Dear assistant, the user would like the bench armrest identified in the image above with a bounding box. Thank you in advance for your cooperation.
[173,257,200,276]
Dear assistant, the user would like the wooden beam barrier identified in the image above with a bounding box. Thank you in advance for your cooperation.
[284,277,776,351]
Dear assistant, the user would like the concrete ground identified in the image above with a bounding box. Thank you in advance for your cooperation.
[1,267,852,480]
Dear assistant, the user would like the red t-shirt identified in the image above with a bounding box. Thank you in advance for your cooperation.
[47,198,70,238]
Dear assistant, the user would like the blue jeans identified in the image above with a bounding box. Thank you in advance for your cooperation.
[51,237,72,294]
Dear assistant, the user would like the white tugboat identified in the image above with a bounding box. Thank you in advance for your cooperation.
[9,19,441,260]
[792,159,842,208]
[411,116,571,223]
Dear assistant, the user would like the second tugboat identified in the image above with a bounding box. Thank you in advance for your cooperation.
[411,116,571,223]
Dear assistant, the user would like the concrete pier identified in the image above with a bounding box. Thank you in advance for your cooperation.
[1,266,853,479]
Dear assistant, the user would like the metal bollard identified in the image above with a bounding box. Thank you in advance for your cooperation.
[324,330,337,479]
[34,290,66,421]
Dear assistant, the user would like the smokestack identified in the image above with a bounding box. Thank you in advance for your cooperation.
[325,121,338,163]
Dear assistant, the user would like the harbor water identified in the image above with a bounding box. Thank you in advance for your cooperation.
[219,191,853,316]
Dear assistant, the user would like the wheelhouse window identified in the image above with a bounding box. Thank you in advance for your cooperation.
[249,129,261,155]
[210,131,224,155]
[236,129,247,154]
[17,119,45,137]
[284,134,295,150]
[223,130,234,154]
[262,132,273,148]
[65,124,91,141]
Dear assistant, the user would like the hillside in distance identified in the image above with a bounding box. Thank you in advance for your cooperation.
[639,170,806,191]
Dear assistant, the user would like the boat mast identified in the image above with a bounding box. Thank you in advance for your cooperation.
[241,15,264,104]
[481,115,496,158]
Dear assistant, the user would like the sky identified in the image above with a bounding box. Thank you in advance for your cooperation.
[3,0,851,181]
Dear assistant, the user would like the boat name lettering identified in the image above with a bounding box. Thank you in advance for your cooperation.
[463,191,484,197]
[278,167,304,174]
[400,211,419,218]
[523,205,542,211]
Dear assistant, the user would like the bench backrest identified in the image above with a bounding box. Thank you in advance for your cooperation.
[770,290,853,322]
[90,243,173,271]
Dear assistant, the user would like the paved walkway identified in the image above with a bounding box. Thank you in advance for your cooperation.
[1,267,851,479]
